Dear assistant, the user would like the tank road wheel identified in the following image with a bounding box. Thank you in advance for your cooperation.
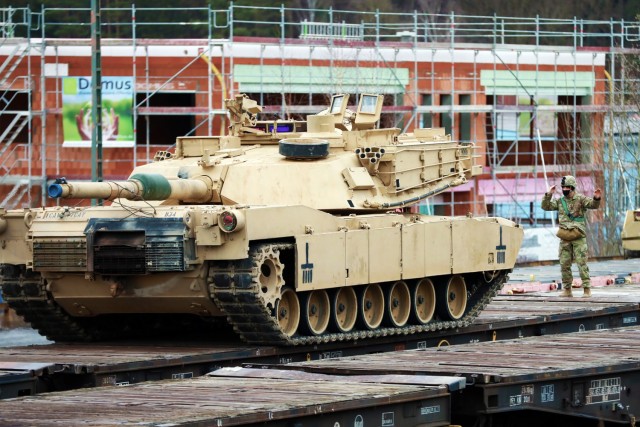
[385,280,411,327]
[358,283,384,330]
[301,290,330,335]
[330,287,357,333]
[256,246,285,310]
[436,275,468,320]
[411,278,436,325]
[275,288,300,337]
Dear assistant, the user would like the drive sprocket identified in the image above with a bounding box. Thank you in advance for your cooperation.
[253,245,285,309]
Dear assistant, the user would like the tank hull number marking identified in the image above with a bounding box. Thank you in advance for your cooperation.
[496,226,507,264]
[302,242,314,283]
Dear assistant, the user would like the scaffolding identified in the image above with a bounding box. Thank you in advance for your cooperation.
[1,4,639,256]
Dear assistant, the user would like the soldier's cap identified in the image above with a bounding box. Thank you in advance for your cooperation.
[561,175,577,189]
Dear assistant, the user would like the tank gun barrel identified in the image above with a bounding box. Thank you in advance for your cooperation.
[48,174,212,202]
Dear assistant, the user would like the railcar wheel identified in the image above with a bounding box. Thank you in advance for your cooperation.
[275,288,300,337]
[301,290,330,335]
[385,280,410,327]
[331,287,357,333]
[436,275,467,320]
[358,283,384,330]
[411,278,436,325]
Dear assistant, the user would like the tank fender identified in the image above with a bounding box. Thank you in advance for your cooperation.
[0,209,33,265]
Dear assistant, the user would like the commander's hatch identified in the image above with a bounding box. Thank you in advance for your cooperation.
[353,94,383,130]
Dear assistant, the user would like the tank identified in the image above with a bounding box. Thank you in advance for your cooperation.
[621,209,640,258]
[0,93,523,345]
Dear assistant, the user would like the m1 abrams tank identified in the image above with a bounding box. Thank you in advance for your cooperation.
[621,209,640,258]
[0,93,523,345]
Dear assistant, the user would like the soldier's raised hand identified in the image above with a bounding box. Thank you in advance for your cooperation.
[547,185,556,194]
[594,188,602,199]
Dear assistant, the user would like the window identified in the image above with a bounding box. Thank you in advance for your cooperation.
[421,94,432,128]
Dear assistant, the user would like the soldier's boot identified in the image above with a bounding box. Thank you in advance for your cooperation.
[582,287,592,298]
[559,287,573,297]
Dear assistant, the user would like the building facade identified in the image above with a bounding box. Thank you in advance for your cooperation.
[1,5,638,255]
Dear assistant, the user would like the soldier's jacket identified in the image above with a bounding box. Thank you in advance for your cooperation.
[541,192,600,234]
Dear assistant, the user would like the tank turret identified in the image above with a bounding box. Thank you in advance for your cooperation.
[0,93,523,346]
[47,94,480,212]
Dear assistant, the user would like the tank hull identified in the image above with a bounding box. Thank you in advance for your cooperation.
[1,204,522,344]
[622,209,640,258]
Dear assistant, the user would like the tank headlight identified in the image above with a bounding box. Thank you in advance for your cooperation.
[219,210,245,233]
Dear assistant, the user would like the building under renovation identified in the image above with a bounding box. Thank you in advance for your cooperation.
[1,4,639,257]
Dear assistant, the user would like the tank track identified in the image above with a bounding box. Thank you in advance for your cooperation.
[0,266,198,342]
[0,265,99,341]
[209,242,510,346]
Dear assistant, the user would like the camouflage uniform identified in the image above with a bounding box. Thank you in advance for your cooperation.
[541,188,600,290]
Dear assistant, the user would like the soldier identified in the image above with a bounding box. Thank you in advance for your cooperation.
[541,175,602,297]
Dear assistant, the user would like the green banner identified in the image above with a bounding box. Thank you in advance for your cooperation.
[62,77,134,147]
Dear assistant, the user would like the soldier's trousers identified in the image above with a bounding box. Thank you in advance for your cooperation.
[559,236,590,289]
